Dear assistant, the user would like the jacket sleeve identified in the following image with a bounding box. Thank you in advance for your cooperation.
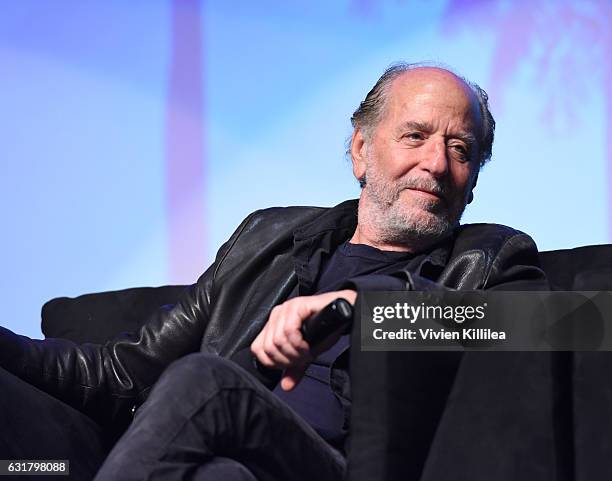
[0,212,256,425]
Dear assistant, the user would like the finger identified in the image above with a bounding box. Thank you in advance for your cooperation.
[280,364,308,391]
[253,348,276,368]
[251,331,277,367]
[254,305,278,347]
[262,307,279,357]
[262,307,292,367]
[286,328,310,355]
[272,308,302,359]
[276,304,311,359]
[251,327,264,353]
[251,305,279,365]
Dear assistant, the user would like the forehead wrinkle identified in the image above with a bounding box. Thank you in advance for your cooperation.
[396,120,476,145]
[397,120,434,133]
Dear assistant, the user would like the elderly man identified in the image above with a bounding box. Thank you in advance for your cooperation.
[0,63,545,481]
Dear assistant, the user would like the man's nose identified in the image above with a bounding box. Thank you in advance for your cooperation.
[420,140,449,178]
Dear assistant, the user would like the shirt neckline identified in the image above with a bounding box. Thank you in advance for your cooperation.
[340,241,416,263]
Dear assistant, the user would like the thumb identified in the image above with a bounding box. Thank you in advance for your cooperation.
[280,364,308,391]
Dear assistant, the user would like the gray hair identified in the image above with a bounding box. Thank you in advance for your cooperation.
[349,62,495,168]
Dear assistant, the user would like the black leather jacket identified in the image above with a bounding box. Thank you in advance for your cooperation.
[0,200,546,426]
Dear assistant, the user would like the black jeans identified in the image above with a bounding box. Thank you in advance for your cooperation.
[94,353,346,481]
[0,366,110,480]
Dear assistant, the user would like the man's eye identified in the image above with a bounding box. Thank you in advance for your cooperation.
[404,132,424,141]
[450,145,467,154]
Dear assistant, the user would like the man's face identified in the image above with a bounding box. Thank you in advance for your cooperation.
[353,68,482,249]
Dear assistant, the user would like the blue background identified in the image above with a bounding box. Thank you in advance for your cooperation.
[1,0,609,338]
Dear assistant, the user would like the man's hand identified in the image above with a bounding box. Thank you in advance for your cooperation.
[250,289,356,392]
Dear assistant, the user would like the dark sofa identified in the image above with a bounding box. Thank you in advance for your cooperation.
[39,244,612,480]
[41,245,612,344]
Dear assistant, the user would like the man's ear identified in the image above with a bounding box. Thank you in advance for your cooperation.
[350,128,367,183]
[467,170,479,204]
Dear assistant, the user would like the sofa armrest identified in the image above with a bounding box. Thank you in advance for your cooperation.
[41,285,188,344]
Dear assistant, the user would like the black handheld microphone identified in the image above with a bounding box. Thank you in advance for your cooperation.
[231,298,354,389]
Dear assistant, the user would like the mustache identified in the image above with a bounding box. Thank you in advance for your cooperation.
[395,177,448,198]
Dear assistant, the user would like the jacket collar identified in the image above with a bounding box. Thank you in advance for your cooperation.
[293,199,359,243]
[292,200,359,294]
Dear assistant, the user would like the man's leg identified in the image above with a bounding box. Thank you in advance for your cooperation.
[0,366,109,480]
[94,353,346,481]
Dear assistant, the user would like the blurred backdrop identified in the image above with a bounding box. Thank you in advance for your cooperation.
[1,0,610,337]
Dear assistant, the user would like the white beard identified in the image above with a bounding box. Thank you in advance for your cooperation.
[358,158,469,251]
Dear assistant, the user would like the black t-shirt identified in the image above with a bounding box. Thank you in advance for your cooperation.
[272,241,416,446]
